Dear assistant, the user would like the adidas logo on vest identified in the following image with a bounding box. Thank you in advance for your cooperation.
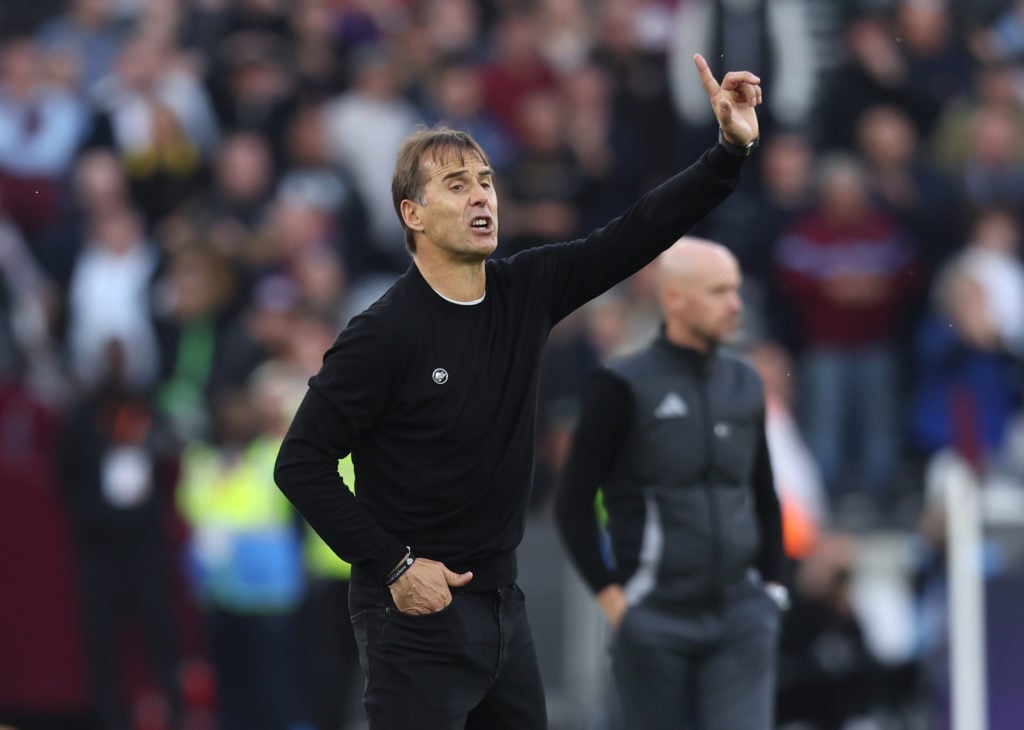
[653,392,688,419]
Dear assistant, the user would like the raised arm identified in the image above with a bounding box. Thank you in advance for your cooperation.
[538,58,764,322]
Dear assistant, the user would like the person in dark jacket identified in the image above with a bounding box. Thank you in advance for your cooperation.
[555,237,786,730]
[274,55,762,730]
[57,340,184,730]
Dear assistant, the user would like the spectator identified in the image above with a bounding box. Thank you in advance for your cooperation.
[66,205,159,391]
[959,101,1024,209]
[56,340,185,730]
[893,0,974,110]
[815,11,942,151]
[970,0,1024,64]
[699,130,817,345]
[89,33,220,157]
[417,0,485,61]
[288,244,349,330]
[207,273,302,397]
[748,340,829,562]
[0,191,63,401]
[591,0,677,187]
[322,44,421,272]
[38,148,131,287]
[776,154,919,507]
[669,0,819,139]
[35,0,127,95]
[480,7,560,145]
[560,61,647,232]
[929,60,1024,173]
[0,37,90,242]
[206,30,295,162]
[152,244,238,445]
[776,533,899,728]
[956,205,1024,356]
[855,103,961,271]
[498,89,583,254]
[187,130,276,279]
[424,54,515,174]
[262,196,340,274]
[87,34,219,224]
[287,0,346,98]
[176,379,310,730]
[537,0,595,73]
[908,207,1024,458]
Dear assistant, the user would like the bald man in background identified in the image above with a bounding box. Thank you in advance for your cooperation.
[555,237,787,730]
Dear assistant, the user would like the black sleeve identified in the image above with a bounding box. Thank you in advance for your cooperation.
[554,369,633,594]
[540,144,746,323]
[752,417,785,584]
[274,317,409,582]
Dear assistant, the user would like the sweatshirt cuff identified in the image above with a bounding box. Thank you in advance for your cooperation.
[364,541,414,584]
[705,143,748,180]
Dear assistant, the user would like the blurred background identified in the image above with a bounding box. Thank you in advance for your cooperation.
[0,0,1022,729]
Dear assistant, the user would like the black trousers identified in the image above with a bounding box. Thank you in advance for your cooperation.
[303,578,363,730]
[349,583,547,730]
[75,541,183,730]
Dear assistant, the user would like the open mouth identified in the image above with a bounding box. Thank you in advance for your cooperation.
[470,216,492,233]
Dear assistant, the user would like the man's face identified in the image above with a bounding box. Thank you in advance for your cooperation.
[681,258,743,346]
[406,150,498,261]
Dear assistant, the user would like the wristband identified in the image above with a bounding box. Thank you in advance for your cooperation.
[385,547,415,586]
[718,128,759,157]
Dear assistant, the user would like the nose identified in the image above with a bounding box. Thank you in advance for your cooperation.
[469,180,489,205]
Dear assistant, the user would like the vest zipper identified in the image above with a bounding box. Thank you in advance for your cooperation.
[693,360,722,607]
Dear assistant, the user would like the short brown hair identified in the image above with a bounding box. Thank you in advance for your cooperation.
[391,126,491,253]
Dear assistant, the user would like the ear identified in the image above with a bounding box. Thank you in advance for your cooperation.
[661,283,681,307]
[400,199,425,232]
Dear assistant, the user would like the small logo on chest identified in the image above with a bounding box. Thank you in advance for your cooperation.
[432,368,449,385]
[654,392,688,419]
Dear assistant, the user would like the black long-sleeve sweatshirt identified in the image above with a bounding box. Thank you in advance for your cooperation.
[273,145,745,589]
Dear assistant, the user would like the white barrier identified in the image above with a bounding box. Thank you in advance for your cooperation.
[942,453,988,730]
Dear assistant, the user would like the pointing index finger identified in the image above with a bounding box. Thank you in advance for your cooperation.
[693,53,720,98]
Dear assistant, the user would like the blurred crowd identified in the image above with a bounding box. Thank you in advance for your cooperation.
[1,0,1023,729]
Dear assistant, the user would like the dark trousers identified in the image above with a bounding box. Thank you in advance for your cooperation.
[76,541,183,730]
[206,609,310,730]
[348,583,547,730]
[303,579,362,730]
[611,579,781,730]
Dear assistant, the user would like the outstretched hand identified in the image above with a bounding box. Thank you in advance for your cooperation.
[693,53,761,146]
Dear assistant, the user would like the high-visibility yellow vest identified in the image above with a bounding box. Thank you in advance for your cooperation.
[177,435,304,612]
[177,436,293,529]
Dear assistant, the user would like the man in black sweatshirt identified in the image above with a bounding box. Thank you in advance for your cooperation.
[274,54,762,730]
[554,238,786,730]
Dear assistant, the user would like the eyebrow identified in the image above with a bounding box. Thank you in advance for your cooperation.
[441,167,494,182]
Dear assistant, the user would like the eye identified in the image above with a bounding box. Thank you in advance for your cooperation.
[481,181,492,189]
[450,183,465,192]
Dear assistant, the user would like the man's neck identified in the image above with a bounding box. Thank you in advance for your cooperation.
[663,321,712,353]
[413,252,487,302]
